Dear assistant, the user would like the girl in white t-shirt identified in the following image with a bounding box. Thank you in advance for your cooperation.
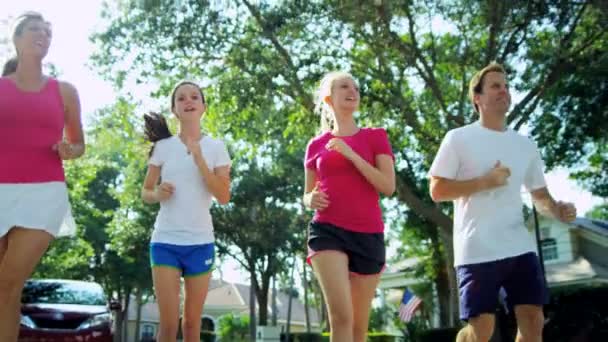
[141,81,231,341]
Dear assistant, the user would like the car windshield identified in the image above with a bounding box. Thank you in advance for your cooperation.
[22,281,106,306]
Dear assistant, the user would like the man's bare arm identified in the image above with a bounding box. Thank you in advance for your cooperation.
[429,161,511,202]
[530,187,577,223]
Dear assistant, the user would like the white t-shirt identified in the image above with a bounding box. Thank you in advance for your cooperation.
[148,135,231,245]
[429,122,546,266]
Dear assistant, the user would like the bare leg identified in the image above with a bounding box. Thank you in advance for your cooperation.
[152,266,182,342]
[514,304,544,342]
[0,227,53,341]
[455,314,495,342]
[182,272,212,342]
[311,251,353,342]
[0,234,8,262]
[350,273,381,342]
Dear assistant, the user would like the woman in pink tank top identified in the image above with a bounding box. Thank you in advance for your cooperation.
[0,12,84,340]
[303,72,395,342]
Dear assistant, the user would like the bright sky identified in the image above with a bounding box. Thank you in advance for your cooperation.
[3,1,603,283]
[2,1,115,127]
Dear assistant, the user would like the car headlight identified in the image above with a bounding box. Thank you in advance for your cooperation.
[21,315,36,329]
[78,313,111,330]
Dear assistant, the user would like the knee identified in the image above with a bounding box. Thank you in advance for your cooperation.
[352,313,372,339]
[181,317,200,334]
[518,312,544,339]
[456,326,472,342]
[468,323,494,342]
[352,324,368,341]
[328,309,353,330]
[159,320,180,337]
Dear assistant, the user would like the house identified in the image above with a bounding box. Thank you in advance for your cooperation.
[378,257,439,329]
[376,216,608,329]
[124,279,321,342]
[532,216,608,288]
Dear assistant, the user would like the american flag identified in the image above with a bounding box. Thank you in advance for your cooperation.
[398,288,422,323]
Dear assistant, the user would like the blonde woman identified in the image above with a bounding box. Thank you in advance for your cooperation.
[303,71,395,342]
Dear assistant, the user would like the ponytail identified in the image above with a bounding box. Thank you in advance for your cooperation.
[143,112,172,157]
[2,56,18,76]
[314,71,354,133]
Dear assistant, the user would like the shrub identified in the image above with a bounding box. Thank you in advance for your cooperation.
[217,313,250,342]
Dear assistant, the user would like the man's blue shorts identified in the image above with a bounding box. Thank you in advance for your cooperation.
[456,252,548,321]
[150,242,215,277]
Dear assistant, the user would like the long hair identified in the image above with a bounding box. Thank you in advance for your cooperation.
[144,81,206,157]
[12,12,46,40]
[314,71,356,133]
[170,81,206,110]
[143,112,172,157]
[2,57,18,76]
[4,12,46,77]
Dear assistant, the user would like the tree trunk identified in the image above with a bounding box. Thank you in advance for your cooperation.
[250,271,257,341]
[114,289,131,342]
[437,225,459,326]
[427,222,456,327]
[435,265,452,327]
[396,176,458,325]
[134,288,143,342]
[256,260,274,326]
[303,257,311,333]
[113,310,122,342]
[271,276,278,326]
[257,281,269,326]
[123,290,131,342]
[285,256,296,338]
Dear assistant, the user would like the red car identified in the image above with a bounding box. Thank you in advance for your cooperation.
[19,279,120,342]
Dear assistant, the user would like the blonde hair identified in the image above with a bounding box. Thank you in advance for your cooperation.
[468,62,506,113]
[314,71,356,132]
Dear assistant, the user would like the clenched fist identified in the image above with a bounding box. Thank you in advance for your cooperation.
[156,182,175,202]
[483,161,511,189]
[325,138,355,160]
[304,182,330,210]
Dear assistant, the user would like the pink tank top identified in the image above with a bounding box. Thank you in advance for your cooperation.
[0,77,65,183]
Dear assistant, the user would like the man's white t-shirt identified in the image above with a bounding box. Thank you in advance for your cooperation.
[429,121,546,266]
[148,135,231,245]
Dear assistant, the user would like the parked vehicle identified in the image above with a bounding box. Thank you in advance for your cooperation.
[19,279,120,341]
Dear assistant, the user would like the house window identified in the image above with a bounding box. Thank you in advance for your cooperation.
[540,227,551,240]
[141,324,155,341]
[541,238,558,261]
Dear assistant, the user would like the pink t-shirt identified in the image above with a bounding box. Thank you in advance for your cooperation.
[0,77,65,183]
[304,127,394,233]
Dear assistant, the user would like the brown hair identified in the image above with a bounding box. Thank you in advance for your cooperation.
[2,57,18,76]
[143,112,172,157]
[5,12,47,74]
[12,11,47,44]
[468,62,506,113]
[170,81,206,110]
[144,81,206,157]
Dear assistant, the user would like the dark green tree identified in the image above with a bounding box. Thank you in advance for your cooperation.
[212,154,307,326]
[91,0,608,324]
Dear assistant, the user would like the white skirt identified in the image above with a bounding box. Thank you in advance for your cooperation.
[0,182,77,238]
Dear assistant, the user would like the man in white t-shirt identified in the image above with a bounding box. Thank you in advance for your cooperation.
[429,63,577,342]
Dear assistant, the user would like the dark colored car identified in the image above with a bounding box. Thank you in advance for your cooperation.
[19,279,120,342]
